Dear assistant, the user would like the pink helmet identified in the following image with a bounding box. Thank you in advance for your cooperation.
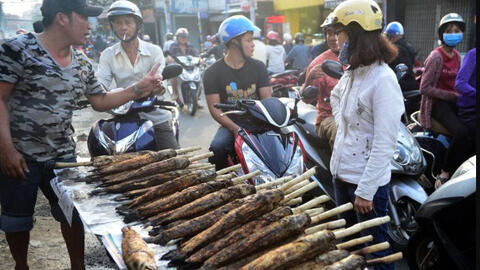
[16,28,27,35]
[266,31,280,41]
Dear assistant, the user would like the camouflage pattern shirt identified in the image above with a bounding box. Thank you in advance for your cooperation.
[0,33,105,162]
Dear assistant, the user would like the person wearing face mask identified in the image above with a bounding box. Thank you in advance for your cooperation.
[301,13,341,150]
[418,13,471,188]
[203,15,271,170]
[328,1,403,269]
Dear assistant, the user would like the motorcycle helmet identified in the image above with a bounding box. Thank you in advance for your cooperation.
[107,0,143,42]
[266,31,280,41]
[294,32,304,43]
[384,21,404,37]
[283,33,292,42]
[217,15,260,44]
[176,27,189,38]
[330,0,383,31]
[166,32,174,40]
[16,28,27,35]
[438,13,465,41]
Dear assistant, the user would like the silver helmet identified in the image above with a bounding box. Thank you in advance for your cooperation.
[107,0,143,24]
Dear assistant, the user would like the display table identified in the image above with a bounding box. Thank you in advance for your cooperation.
[51,166,174,270]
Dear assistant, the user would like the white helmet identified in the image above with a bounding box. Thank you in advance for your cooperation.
[175,28,189,38]
[107,0,143,24]
[283,33,292,42]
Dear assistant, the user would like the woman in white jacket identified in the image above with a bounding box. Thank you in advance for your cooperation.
[328,1,403,269]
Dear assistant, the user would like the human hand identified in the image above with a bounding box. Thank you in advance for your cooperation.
[0,146,29,180]
[134,63,163,98]
[354,196,373,214]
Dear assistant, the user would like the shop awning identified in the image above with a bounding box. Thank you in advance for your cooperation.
[273,0,324,11]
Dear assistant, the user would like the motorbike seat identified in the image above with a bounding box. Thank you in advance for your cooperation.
[414,111,452,136]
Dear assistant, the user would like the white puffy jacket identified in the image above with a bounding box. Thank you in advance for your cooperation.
[330,62,404,201]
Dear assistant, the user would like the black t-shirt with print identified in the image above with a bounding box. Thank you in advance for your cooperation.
[203,58,270,104]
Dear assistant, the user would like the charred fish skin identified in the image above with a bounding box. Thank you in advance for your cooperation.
[128,169,215,211]
[201,213,311,269]
[157,198,247,248]
[186,206,294,265]
[241,230,336,270]
[179,189,285,256]
[149,184,256,226]
[139,178,234,224]
[121,226,158,270]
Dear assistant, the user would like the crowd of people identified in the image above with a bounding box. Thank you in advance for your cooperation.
[0,0,476,269]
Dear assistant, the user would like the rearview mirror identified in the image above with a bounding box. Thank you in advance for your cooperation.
[302,85,319,100]
[321,60,344,80]
[394,63,408,81]
[162,64,183,79]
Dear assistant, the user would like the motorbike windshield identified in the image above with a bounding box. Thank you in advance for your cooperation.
[242,130,298,177]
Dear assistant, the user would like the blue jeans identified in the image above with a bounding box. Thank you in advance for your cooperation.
[333,177,394,270]
[0,158,81,232]
[208,127,235,170]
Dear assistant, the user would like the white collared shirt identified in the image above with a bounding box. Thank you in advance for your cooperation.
[97,38,170,125]
[330,62,404,201]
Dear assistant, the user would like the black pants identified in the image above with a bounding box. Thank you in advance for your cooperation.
[208,127,235,170]
[431,100,474,173]
[154,121,179,150]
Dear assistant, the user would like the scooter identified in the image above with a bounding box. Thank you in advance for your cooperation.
[214,97,305,185]
[406,156,476,270]
[270,69,302,99]
[87,64,183,157]
[168,53,203,116]
[279,60,428,251]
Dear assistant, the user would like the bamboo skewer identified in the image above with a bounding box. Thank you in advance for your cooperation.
[285,179,310,194]
[292,195,330,214]
[282,182,318,203]
[280,167,316,192]
[309,203,353,224]
[336,235,373,250]
[256,176,294,190]
[285,197,303,206]
[305,219,346,234]
[352,241,390,255]
[216,164,242,175]
[304,208,325,216]
[231,171,262,185]
[333,216,391,240]
[366,252,403,266]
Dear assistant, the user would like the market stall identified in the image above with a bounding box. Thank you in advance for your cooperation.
[51,148,402,270]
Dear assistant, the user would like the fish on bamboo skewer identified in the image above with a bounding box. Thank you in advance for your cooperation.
[177,196,329,264]
[179,196,330,266]
[121,226,157,270]
[324,251,403,270]
[92,150,153,168]
[119,170,261,219]
[165,189,285,259]
[144,184,257,225]
[94,147,201,175]
[240,216,391,270]
[122,170,218,222]
[198,201,343,269]
[96,152,213,185]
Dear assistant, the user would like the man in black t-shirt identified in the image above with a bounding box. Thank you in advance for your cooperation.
[203,15,271,170]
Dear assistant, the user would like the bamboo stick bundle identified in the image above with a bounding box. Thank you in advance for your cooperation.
[171,196,330,266]
[240,216,391,270]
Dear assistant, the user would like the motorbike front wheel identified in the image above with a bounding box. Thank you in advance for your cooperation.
[387,197,419,251]
[187,88,198,116]
[407,232,445,270]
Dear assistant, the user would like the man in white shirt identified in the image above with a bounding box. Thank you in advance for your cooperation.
[97,0,178,150]
[252,31,267,65]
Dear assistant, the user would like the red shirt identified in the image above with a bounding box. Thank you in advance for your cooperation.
[435,47,460,94]
[304,49,340,124]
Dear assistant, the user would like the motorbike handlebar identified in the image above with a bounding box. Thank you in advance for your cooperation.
[155,100,177,107]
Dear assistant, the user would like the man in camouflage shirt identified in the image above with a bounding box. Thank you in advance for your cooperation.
[0,1,164,269]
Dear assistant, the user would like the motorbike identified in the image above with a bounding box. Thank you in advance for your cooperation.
[87,64,183,156]
[270,69,303,99]
[406,155,476,270]
[278,60,429,251]
[394,63,421,124]
[168,53,203,116]
[214,97,306,185]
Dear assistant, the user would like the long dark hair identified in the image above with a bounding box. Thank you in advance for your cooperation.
[345,22,398,69]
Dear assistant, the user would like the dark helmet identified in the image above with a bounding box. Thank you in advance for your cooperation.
[294,32,304,43]
[438,13,465,41]
[166,32,174,40]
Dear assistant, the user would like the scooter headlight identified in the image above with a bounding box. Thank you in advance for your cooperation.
[110,100,133,115]
[114,120,153,154]
[391,125,424,175]
[284,145,304,177]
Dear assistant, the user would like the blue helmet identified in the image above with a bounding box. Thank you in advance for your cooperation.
[384,21,404,36]
[217,15,260,44]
